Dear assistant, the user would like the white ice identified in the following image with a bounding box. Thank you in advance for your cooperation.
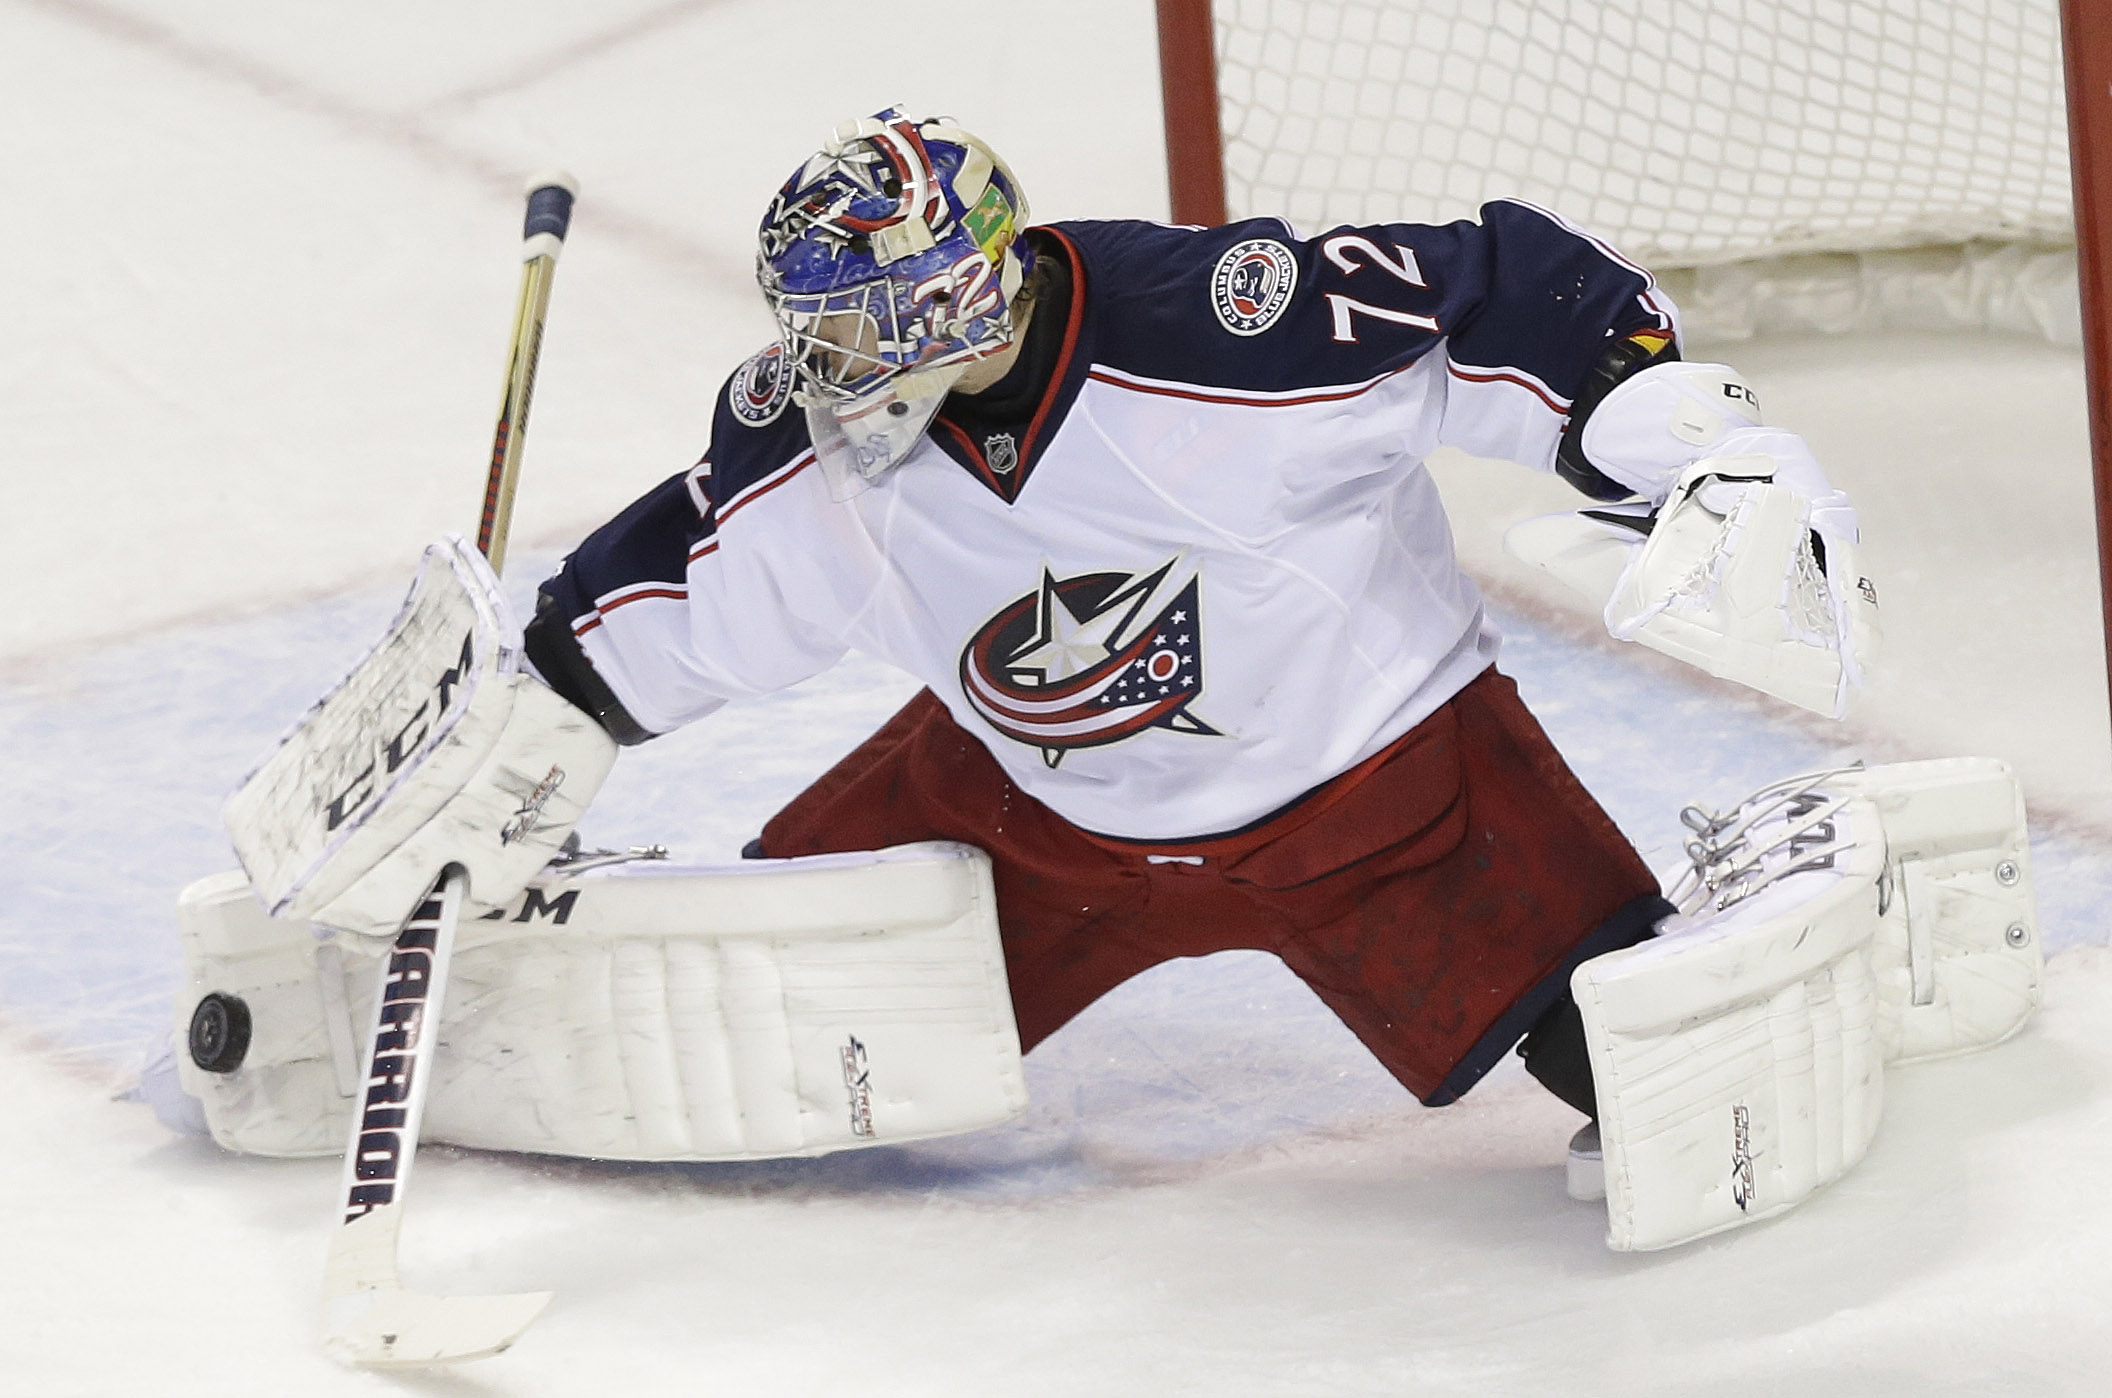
[4,2,2111,1392]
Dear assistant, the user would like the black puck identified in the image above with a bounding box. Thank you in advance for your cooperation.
[187,993,252,1074]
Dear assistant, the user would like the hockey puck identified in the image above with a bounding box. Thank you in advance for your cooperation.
[187,993,252,1074]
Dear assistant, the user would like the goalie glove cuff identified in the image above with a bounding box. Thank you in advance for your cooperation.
[1577,359,1768,503]
[1555,330,1681,501]
[522,585,657,747]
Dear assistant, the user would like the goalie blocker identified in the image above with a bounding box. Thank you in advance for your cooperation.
[173,842,1027,1161]
[224,535,619,938]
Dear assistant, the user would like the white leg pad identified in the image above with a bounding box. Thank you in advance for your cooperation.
[174,843,1026,1161]
[1576,797,1887,1252]
[1828,758,2041,1064]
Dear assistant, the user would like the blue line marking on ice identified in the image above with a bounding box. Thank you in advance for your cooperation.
[2,578,2104,1196]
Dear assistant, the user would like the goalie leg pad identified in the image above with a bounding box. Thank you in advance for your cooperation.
[1776,759,2038,1063]
[1576,795,1887,1251]
[223,536,618,938]
[174,842,1027,1161]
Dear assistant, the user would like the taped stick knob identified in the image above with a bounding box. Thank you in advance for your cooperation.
[522,171,579,258]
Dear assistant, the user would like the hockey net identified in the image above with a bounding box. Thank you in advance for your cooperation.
[1197,0,2081,342]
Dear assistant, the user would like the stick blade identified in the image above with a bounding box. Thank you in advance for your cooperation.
[1503,510,1639,601]
[321,1285,552,1368]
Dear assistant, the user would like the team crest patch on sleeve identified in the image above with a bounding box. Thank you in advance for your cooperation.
[1210,238,1299,336]
[728,342,794,425]
[958,559,1219,769]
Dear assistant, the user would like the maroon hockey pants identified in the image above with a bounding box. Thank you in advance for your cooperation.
[759,667,1661,1105]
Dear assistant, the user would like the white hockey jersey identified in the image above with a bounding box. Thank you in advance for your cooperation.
[540,204,1678,841]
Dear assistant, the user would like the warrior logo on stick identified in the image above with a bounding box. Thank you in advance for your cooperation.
[343,906,443,1223]
[959,560,1218,768]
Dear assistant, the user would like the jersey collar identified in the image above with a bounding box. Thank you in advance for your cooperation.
[926,227,1090,505]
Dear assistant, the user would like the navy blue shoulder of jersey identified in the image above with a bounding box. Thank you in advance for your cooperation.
[1050,204,1668,402]
[538,467,698,624]
[701,340,817,507]
[541,342,814,625]
[541,341,818,624]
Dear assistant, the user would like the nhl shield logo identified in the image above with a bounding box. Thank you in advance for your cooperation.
[985,432,1019,475]
[959,560,1218,768]
[1210,238,1299,336]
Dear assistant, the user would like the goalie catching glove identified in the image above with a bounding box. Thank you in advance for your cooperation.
[224,535,619,937]
[1506,361,1879,718]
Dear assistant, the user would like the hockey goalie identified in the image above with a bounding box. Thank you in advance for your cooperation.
[165,111,2041,1262]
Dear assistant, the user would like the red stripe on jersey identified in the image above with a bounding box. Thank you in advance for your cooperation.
[717,452,816,526]
[579,450,801,642]
[605,586,688,608]
[1016,226,1089,476]
[1086,368,1394,408]
[572,584,689,638]
[1446,363,1568,414]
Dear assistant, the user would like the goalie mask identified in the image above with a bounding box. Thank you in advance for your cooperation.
[757,108,1033,494]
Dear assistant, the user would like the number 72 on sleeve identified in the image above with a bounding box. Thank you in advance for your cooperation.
[1320,232,1441,344]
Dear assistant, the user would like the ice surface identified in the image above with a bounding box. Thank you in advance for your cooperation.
[4,2,2110,1392]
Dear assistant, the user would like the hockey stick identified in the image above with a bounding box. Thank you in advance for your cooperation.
[478,172,579,574]
[318,872,543,1365]
[319,172,578,1368]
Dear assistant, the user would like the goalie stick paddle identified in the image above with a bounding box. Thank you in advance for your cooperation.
[318,870,552,1366]
[320,172,577,1368]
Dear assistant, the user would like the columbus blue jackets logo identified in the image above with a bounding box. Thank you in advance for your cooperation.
[1210,238,1298,336]
[728,342,794,425]
[960,561,1218,767]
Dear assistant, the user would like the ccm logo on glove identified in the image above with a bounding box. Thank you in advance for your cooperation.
[323,631,477,832]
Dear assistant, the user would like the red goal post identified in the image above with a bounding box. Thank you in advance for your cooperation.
[2068,0,2112,724]
[1157,0,2112,720]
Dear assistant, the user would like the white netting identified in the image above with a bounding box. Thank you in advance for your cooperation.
[1216,0,2074,270]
